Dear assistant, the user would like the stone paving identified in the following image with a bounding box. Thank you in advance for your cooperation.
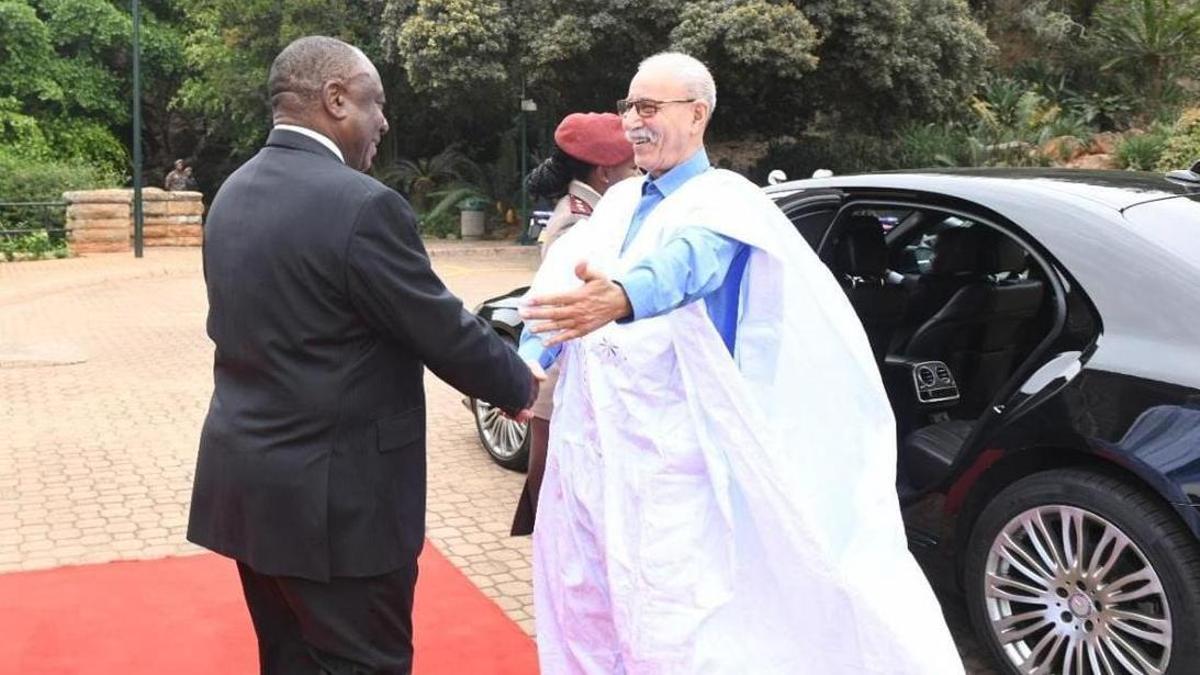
[0,245,996,673]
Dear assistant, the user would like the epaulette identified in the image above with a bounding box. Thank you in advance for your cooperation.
[568,194,594,217]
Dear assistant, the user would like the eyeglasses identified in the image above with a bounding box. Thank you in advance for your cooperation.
[616,98,696,118]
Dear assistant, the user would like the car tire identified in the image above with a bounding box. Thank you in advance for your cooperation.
[964,468,1200,675]
[469,334,530,472]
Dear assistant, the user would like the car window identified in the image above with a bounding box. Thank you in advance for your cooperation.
[893,235,935,275]
[874,209,910,233]
[892,216,975,275]
[788,207,836,250]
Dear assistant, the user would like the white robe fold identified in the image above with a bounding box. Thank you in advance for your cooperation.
[529,170,964,674]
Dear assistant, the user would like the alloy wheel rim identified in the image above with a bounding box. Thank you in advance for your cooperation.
[474,399,527,460]
[984,505,1171,674]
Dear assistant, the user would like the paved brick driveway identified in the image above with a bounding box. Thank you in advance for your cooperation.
[0,246,996,673]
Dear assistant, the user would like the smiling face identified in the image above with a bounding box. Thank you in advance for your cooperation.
[327,55,389,172]
[621,65,709,178]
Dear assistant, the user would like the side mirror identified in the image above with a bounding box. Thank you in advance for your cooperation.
[767,169,788,185]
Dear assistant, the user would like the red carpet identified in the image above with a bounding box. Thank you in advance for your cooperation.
[0,544,538,674]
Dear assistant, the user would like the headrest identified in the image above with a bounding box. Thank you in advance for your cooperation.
[980,229,1028,274]
[835,215,888,277]
[930,227,979,275]
[931,226,1027,276]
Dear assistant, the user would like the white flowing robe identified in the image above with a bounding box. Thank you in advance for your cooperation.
[529,170,964,674]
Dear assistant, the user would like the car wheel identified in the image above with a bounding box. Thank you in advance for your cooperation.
[471,394,530,471]
[964,468,1200,675]
[469,333,530,471]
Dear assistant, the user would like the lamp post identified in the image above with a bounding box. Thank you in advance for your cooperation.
[518,93,536,244]
[131,0,143,258]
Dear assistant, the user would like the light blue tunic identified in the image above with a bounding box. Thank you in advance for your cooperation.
[519,148,750,368]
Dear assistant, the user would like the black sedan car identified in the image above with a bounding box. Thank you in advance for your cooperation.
[469,167,1200,675]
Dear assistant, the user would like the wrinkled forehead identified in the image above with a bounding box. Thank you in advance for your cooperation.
[626,65,689,99]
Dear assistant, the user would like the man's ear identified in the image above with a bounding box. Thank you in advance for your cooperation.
[692,102,709,131]
[321,80,349,121]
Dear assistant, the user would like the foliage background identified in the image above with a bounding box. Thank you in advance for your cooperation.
[2,0,1199,233]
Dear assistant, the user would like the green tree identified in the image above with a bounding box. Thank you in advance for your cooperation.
[394,0,512,104]
[1094,0,1200,109]
[0,0,196,184]
[0,2,62,116]
[514,0,679,117]
[0,0,128,174]
[670,0,820,135]
[177,0,389,165]
[376,146,480,211]
[798,0,993,132]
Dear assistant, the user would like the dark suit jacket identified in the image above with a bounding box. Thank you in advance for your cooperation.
[187,128,532,582]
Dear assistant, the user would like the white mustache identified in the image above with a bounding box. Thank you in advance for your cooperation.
[626,129,657,145]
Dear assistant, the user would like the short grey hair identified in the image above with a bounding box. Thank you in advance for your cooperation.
[268,36,367,112]
[637,52,717,116]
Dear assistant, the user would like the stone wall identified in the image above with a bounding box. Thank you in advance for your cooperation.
[63,188,204,254]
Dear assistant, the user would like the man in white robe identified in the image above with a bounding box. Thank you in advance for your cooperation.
[518,52,964,674]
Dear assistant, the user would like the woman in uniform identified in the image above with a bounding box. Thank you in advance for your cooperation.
[511,112,638,535]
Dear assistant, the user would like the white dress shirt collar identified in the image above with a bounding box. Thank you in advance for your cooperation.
[273,124,344,163]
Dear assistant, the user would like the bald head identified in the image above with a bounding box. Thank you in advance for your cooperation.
[268,36,389,172]
[269,36,368,115]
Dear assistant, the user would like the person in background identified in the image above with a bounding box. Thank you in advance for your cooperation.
[164,159,188,191]
[182,165,199,192]
[510,112,638,536]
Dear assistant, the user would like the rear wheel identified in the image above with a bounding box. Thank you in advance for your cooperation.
[471,395,530,471]
[964,468,1200,675]
[469,333,530,471]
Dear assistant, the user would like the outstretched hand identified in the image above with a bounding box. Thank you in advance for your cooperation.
[503,360,546,424]
[519,261,632,347]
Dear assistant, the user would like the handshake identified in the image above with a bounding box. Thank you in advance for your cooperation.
[496,261,630,424]
[501,360,547,424]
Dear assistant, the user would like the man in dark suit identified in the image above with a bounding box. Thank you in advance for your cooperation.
[187,35,539,674]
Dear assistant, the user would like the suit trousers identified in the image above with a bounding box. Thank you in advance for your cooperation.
[237,559,418,674]
[510,416,550,536]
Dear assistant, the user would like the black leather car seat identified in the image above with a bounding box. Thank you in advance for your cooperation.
[901,227,1045,416]
[832,215,908,363]
[902,419,974,489]
[896,226,986,340]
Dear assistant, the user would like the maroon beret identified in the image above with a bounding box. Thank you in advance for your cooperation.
[554,112,634,167]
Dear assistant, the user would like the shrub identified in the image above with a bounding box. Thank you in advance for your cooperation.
[1156,107,1200,172]
[1092,0,1200,111]
[750,134,902,184]
[1116,128,1170,171]
[1043,111,1093,144]
[896,123,971,169]
[0,151,119,239]
[0,230,68,262]
[961,75,1104,167]
[418,209,458,239]
[0,151,119,200]
[42,119,129,179]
